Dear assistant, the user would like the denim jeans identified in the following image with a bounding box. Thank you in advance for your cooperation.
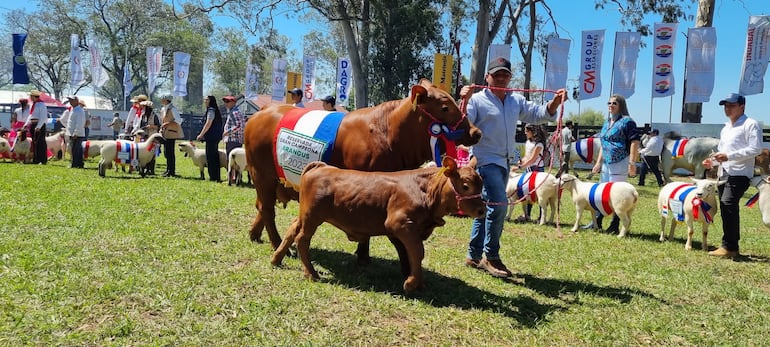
[468,163,509,260]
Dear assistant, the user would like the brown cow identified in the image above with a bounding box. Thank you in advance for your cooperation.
[245,79,481,264]
[271,157,485,292]
[755,148,770,175]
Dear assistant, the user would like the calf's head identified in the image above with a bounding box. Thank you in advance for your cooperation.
[440,156,485,218]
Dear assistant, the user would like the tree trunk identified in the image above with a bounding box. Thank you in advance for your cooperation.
[681,0,715,123]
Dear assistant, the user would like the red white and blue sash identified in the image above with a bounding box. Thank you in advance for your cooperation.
[671,138,688,158]
[660,182,713,223]
[575,137,596,163]
[114,141,139,166]
[514,172,540,203]
[82,141,91,160]
[588,182,614,216]
[273,108,345,188]
[745,192,760,208]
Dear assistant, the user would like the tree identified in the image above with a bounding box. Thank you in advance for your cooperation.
[567,107,605,126]
[209,27,249,96]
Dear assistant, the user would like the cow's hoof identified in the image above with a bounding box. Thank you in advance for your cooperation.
[403,278,421,293]
[304,272,320,282]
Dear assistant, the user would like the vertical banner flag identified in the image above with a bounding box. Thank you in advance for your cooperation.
[301,55,317,103]
[70,34,84,87]
[739,15,770,95]
[146,47,163,95]
[271,58,287,101]
[286,72,301,102]
[12,33,29,84]
[337,57,352,107]
[245,63,260,98]
[488,44,512,66]
[123,62,133,97]
[432,53,453,93]
[684,27,717,103]
[544,37,570,100]
[88,39,109,88]
[652,23,678,98]
[173,52,191,97]
[580,30,606,100]
[611,32,641,98]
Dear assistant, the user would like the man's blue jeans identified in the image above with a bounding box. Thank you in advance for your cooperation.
[468,163,508,260]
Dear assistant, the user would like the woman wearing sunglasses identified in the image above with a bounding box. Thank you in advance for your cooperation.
[585,94,641,233]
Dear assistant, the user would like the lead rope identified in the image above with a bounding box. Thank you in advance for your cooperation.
[462,84,567,238]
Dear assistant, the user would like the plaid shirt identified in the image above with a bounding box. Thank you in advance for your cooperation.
[223,106,245,144]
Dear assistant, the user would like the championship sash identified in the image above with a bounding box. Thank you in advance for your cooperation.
[660,182,713,223]
[83,141,91,160]
[575,137,596,163]
[746,192,760,208]
[514,172,540,203]
[587,182,614,216]
[273,108,346,189]
[115,141,139,168]
[671,138,688,158]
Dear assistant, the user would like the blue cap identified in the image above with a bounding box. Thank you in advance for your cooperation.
[718,93,745,105]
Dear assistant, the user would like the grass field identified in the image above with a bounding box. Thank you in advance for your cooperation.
[1,154,769,346]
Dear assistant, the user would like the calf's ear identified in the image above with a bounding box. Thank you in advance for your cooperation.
[441,156,458,175]
[410,84,428,109]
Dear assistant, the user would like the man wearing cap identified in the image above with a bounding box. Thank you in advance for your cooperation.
[638,129,664,187]
[222,95,244,158]
[703,93,762,258]
[288,88,304,107]
[321,95,336,111]
[23,90,48,164]
[159,95,184,177]
[460,57,568,278]
[64,96,86,168]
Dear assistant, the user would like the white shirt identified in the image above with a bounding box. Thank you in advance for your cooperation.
[13,106,29,124]
[719,114,763,178]
[560,127,574,152]
[639,135,663,157]
[24,101,47,129]
[66,105,86,137]
[524,140,545,169]
[59,109,72,136]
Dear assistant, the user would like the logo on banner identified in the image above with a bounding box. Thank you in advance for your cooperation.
[655,45,672,57]
[655,81,671,94]
[14,55,26,66]
[655,27,674,40]
[655,63,672,76]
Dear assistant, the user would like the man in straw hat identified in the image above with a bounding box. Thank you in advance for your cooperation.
[23,90,48,164]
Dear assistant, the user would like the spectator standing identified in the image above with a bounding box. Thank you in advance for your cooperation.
[138,100,160,175]
[703,93,763,258]
[557,120,575,177]
[511,123,548,223]
[159,95,184,177]
[222,95,244,156]
[197,95,224,182]
[64,96,86,169]
[80,100,91,139]
[107,113,124,140]
[460,57,567,278]
[587,94,641,233]
[125,94,147,135]
[321,95,336,111]
[11,98,30,130]
[24,90,48,164]
[638,129,665,187]
[288,88,304,107]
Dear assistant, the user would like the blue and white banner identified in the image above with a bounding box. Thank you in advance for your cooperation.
[652,23,678,98]
[272,58,287,101]
[337,57,352,107]
[123,61,132,97]
[173,52,190,97]
[579,29,605,100]
[88,39,109,88]
[544,37,570,101]
[245,63,260,98]
[302,55,317,103]
[12,33,29,85]
[70,34,84,88]
[487,44,512,66]
[146,47,163,95]
[612,32,641,98]
[739,15,770,96]
[684,27,717,103]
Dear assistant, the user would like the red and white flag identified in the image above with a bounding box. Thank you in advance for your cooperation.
[301,55,317,103]
[88,39,109,88]
[579,30,605,100]
[146,47,163,95]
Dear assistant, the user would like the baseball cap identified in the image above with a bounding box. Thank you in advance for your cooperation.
[288,88,302,96]
[222,95,236,102]
[718,93,745,105]
[487,57,512,74]
[321,95,336,104]
[649,129,659,135]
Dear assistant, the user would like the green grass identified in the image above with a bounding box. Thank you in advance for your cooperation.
[1,155,769,346]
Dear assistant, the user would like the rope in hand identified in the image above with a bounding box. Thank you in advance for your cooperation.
[460,84,569,237]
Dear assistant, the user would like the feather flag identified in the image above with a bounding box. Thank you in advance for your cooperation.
[301,55,317,103]
[70,34,84,87]
[88,39,110,88]
[271,58,287,101]
[173,52,191,97]
[579,30,606,100]
[684,27,717,103]
[245,63,260,98]
[12,33,29,84]
[123,62,133,97]
[652,23,678,98]
[146,47,163,95]
[611,32,641,98]
[739,15,770,95]
[337,57,352,107]
[544,37,570,101]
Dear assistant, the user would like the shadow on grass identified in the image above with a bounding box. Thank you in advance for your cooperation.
[305,248,661,328]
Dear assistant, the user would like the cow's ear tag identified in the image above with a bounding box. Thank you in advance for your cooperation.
[412,93,420,111]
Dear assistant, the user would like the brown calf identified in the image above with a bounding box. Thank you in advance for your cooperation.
[271,157,485,292]
[755,148,770,175]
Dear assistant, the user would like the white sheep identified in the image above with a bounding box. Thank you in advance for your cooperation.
[0,137,10,161]
[658,179,719,251]
[559,173,639,237]
[97,133,164,177]
[178,141,227,180]
[750,175,770,230]
[505,171,559,225]
[227,147,249,186]
[45,131,67,160]
[10,130,32,163]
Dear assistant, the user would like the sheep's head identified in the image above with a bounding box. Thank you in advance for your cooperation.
[557,173,578,189]
[690,178,718,199]
[178,142,194,157]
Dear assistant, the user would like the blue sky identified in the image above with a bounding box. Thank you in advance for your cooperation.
[4,1,769,126]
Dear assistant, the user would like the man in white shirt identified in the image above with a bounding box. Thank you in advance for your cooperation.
[64,96,86,168]
[638,129,664,187]
[23,90,48,164]
[703,93,763,258]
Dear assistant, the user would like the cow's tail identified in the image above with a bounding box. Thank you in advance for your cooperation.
[302,161,327,175]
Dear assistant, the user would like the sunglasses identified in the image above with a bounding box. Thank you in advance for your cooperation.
[607,101,618,106]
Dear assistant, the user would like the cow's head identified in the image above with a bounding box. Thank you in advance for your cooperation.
[412,79,481,146]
